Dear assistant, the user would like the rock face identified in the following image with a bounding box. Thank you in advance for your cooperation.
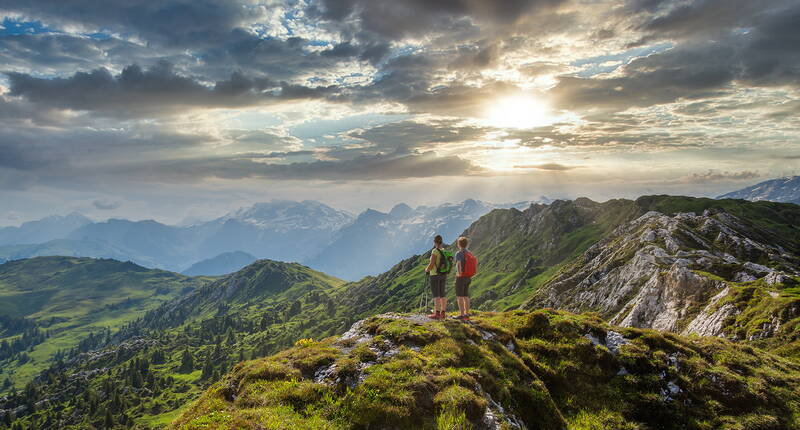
[527,209,800,338]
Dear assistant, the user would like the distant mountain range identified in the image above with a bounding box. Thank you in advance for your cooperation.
[718,175,800,204]
[0,198,542,279]
[0,213,91,246]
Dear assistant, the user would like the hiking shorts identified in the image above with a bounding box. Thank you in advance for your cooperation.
[455,277,471,297]
[429,274,446,298]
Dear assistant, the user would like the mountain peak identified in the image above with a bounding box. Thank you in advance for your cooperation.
[388,203,413,217]
[717,175,800,204]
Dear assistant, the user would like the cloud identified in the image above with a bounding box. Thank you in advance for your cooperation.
[0,0,264,48]
[342,119,490,155]
[553,1,800,113]
[681,170,760,184]
[114,150,483,183]
[309,0,568,39]
[6,62,336,117]
[93,198,122,210]
[513,163,578,171]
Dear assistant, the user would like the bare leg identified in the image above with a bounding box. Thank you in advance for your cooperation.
[441,298,448,315]
[464,297,470,316]
[456,297,465,315]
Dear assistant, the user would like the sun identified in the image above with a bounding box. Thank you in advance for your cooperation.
[483,95,554,129]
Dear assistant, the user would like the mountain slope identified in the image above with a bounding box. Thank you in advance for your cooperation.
[0,213,91,247]
[181,251,257,276]
[0,259,348,429]
[190,200,354,266]
[0,238,160,267]
[172,310,800,429]
[305,199,534,280]
[4,201,354,273]
[718,176,800,204]
[0,257,206,389]
[523,201,800,357]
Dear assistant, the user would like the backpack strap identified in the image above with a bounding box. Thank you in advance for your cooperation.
[433,247,444,273]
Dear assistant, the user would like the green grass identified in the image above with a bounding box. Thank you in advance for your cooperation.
[0,256,209,391]
[172,310,800,430]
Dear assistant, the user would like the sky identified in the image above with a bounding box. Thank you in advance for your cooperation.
[1,0,799,225]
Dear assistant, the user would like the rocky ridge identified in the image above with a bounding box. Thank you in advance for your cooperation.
[527,209,800,341]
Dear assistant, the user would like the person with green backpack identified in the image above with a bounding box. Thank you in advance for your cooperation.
[425,234,453,320]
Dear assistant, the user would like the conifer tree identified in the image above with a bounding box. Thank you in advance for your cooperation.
[201,354,214,380]
[178,349,194,373]
[103,408,114,429]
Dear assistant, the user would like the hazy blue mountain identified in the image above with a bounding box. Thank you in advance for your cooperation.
[53,200,353,271]
[0,238,159,267]
[181,251,257,276]
[305,199,538,280]
[0,199,544,279]
[189,200,354,264]
[0,212,91,246]
[717,176,800,204]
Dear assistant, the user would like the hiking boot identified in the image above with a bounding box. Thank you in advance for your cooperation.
[454,314,467,320]
[436,311,445,320]
[427,311,439,319]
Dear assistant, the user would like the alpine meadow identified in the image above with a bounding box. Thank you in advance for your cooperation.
[1,1,800,429]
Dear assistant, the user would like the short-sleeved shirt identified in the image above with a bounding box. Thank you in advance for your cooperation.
[429,248,442,276]
[456,250,467,273]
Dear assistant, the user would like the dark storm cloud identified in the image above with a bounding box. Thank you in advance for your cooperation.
[5,62,337,117]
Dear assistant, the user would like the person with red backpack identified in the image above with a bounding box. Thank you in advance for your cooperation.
[454,236,477,320]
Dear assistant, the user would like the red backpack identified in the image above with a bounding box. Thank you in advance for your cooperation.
[460,251,478,278]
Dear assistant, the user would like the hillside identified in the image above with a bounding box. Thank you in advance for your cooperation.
[718,176,800,204]
[525,205,800,346]
[0,257,207,390]
[172,310,800,429]
[0,259,347,429]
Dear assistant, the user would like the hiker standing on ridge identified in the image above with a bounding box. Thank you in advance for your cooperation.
[454,236,477,320]
[425,235,452,320]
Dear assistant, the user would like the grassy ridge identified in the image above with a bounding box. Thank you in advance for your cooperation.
[171,310,800,429]
[0,257,208,391]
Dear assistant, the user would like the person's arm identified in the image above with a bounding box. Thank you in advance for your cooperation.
[456,256,463,277]
[425,252,436,273]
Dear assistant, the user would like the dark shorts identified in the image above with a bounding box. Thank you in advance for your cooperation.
[455,276,471,297]
[429,274,446,298]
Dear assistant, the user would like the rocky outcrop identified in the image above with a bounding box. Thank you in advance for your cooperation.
[527,209,799,337]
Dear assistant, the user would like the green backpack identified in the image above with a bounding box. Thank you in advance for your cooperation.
[435,248,454,275]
